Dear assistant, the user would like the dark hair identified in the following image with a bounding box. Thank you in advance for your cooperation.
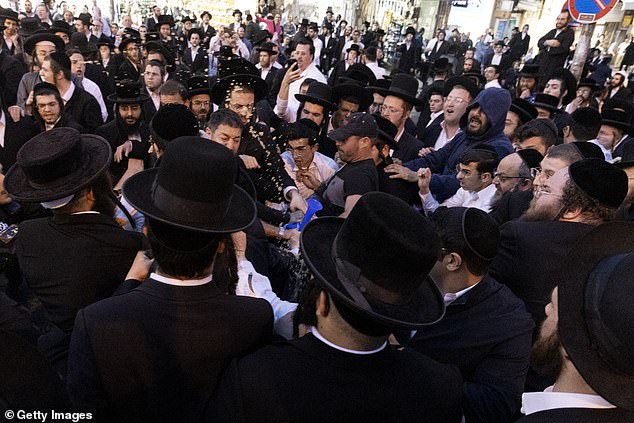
[459,148,498,176]
[339,95,360,106]
[207,108,244,133]
[147,218,224,279]
[65,48,82,57]
[300,78,316,91]
[569,114,601,142]
[146,59,166,77]
[517,119,557,150]
[486,64,500,76]
[545,143,583,164]
[159,79,189,100]
[33,88,64,128]
[296,37,315,58]
[46,53,71,81]
[147,48,166,64]
[56,172,115,216]
[562,178,616,224]
[364,46,377,61]
[430,208,493,276]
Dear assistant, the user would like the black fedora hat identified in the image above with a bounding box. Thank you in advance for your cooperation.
[577,77,599,91]
[405,26,416,36]
[346,43,361,55]
[373,113,399,151]
[559,222,634,411]
[70,31,97,55]
[24,31,64,55]
[211,56,267,105]
[255,41,276,55]
[5,128,111,203]
[118,33,140,53]
[443,75,479,99]
[462,71,485,86]
[187,75,211,97]
[344,62,376,87]
[377,73,422,106]
[367,78,391,94]
[19,17,40,38]
[233,9,243,17]
[149,104,199,144]
[547,68,577,106]
[295,81,337,111]
[509,98,538,124]
[300,192,445,329]
[180,15,196,23]
[144,40,175,66]
[95,33,114,49]
[107,79,150,104]
[300,18,309,26]
[200,11,211,19]
[0,7,19,24]
[519,63,540,78]
[532,93,559,113]
[74,12,92,26]
[156,14,174,27]
[50,20,71,36]
[601,109,632,134]
[123,137,256,233]
[431,57,451,73]
[332,80,373,111]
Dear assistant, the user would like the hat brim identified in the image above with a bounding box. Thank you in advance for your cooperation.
[559,222,634,411]
[331,84,373,111]
[50,27,72,36]
[106,93,150,103]
[5,134,112,203]
[509,104,537,124]
[300,217,445,329]
[211,74,267,105]
[295,93,337,111]
[24,32,65,54]
[602,120,632,134]
[376,88,422,107]
[122,168,256,234]
[143,41,175,66]
[118,37,139,52]
[189,88,212,97]
[532,102,559,113]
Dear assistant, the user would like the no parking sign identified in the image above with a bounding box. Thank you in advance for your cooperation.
[567,0,619,23]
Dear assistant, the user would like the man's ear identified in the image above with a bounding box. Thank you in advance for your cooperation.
[316,290,330,317]
[445,252,463,272]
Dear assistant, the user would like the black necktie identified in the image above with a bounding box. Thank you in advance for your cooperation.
[431,41,439,56]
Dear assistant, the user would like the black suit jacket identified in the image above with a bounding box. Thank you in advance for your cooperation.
[327,60,348,86]
[508,33,530,61]
[0,116,38,170]
[489,190,533,226]
[537,27,575,79]
[606,86,633,104]
[0,51,27,107]
[261,66,281,106]
[393,130,424,163]
[398,42,421,73]
[15,213,145,333]
[319,34,338,72]
[516,407,634,422]
[489,221,593,329]
[67,279,273,422]
[182,47,209,74]
[409,276,534,423]
[205,333,463,423]
[418,113,444,147]
[141,93,158,124]
[64,85,103,132]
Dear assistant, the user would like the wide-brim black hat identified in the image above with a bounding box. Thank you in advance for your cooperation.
[233,9,243,17]
[50,20,72,36]
[211,57,267,105]
[19,17,40,38]
[123,137,256,233]
[187,75,212,97]
[519,63,540,78]
[255,42,276,55]
[443,75,479,99]
[332,82,373,111]
[156,15,175,27]
[532,93,559,113]
[253,30,273,46]
[509,98,538,124]
[74,13,92,26]
[431,57,451,73]
[376,73,422,106]
[118,35,140,53]
[295,81,337,111]
[95,34,114,48]
[373,113,399,151]
[0,7,19,24]
[180,16,196,23]
[24,32,65,55]
[5,128,111,203]
[577,77,599,91]
[300,194,445,329]
[107,79,150,104]
[559,222,634,411]
[601,109,632,134]
[144,40,175,66]
[462,71,485,85]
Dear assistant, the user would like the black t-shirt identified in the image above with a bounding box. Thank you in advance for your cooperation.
[316,159,378,216]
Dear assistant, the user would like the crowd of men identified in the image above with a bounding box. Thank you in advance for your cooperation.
[0,2,633,422]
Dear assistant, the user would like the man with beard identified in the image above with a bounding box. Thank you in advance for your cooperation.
[31,81,82,133]
[489,149,542,225]
[187,75,212,128]
[410,207,534,423]
[604,71,632,103]
[514,64,539,102]
[418,148,499,214]
[386,88,513,203]
[564,78,599,113]
[212,57,307,214]
[519,224,634,421]
[95,80,151,187]
[490,159,627,335]
[537,11,574,85]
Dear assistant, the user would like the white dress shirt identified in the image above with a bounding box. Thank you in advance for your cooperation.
[420,183,498,214]
[521,386,616,416]
[281,150,338,199]
[0,111,6,148]
[60,81,76,104]
[312,36,323,67]
[146,87,160,111]
[443,282,479,305]
[366,61,387,80]
[275,62,326,123]
[433,122,461,151]
[81,77,108,122]
[485,79,502,89]
[150,272,213,287]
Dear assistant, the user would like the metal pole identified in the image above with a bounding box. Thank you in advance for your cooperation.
[569,22,595,81]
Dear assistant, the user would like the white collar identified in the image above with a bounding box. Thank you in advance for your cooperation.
[0,111,5,126]
[521,386,616,415]
[70,211,100,215]
[150,272,213,286]
[443,281,479,305]
[310,327,387,355]
[60,81,75,103]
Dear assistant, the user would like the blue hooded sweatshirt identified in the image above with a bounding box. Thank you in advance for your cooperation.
[405,87,513,202]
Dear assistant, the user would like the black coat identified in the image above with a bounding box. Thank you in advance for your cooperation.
[392,130,424,163]
[15,213,146,333]
[418,113,444,147]
[508,33,530,62]
[489,221,593,329]
[94,118,151,185]
[182,47,209,74]
[115,58,140,84]
[0,50,27,107]
[515,407,634,422]
[319,34,338,72]
[67,279,273,422]
[408,276,534,423]
[398,42,420,73]
[141,93,158,124]
[536,27,575,82]
[64,85,103,133]
[261,66,281,106]
[205,333,464,423]
[327,59,349,86]
[377,161,420,206]
[489,190,533,226]
[0,115,38,170]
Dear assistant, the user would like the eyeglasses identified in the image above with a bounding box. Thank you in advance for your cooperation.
[445,96,467,104]
[379,105,402,115]
[192,100,210,107]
